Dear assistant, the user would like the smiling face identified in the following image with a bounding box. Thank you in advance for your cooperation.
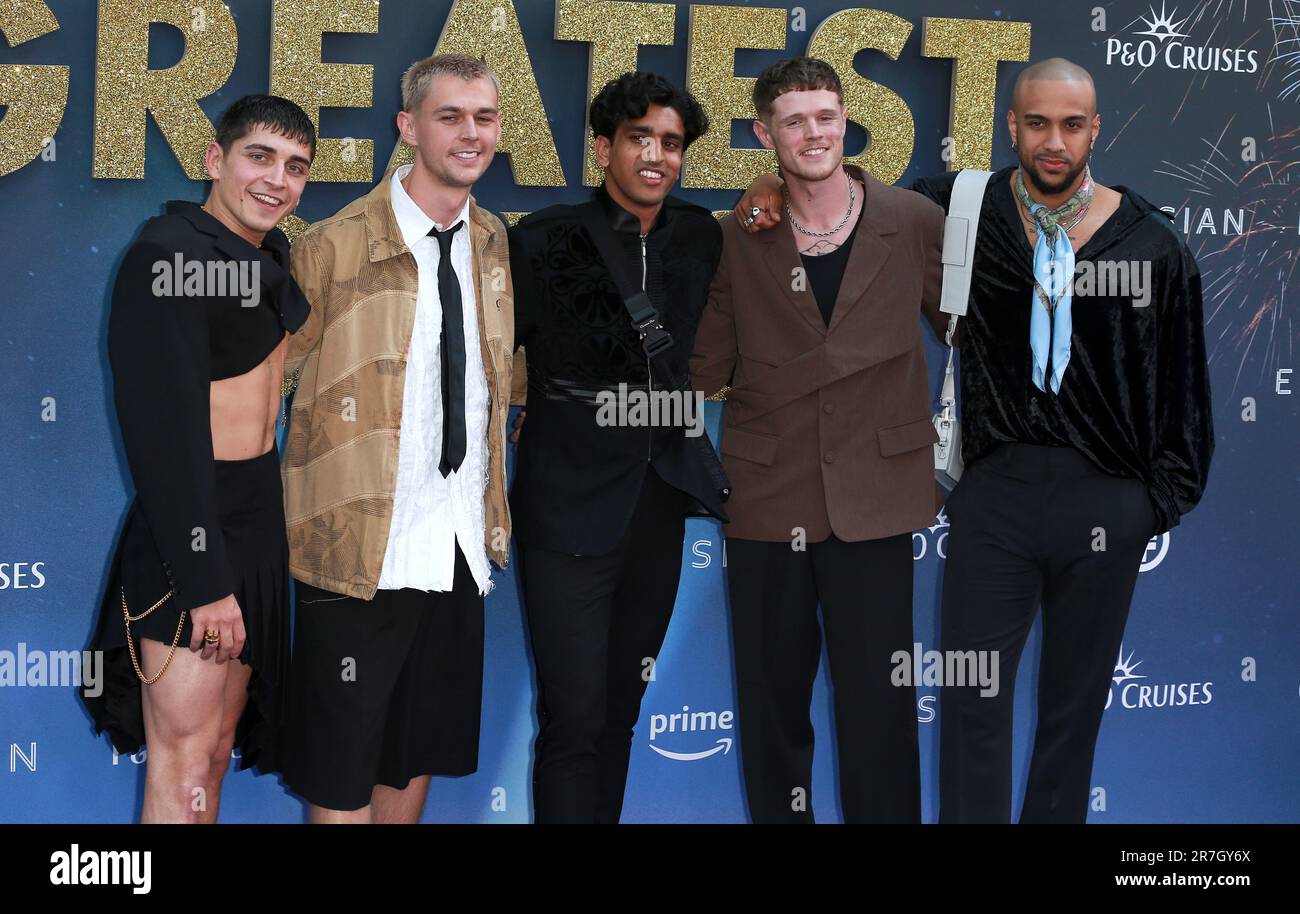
[397,73,500,190]
[754,88,846,182]
[1008,78,1100,198]
[595,102,686,213]
[203,126,313,245]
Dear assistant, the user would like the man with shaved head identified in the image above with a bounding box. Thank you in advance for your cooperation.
[734,57,1214,823]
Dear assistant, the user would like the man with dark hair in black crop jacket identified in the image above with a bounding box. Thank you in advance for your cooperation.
[83,95,315,823]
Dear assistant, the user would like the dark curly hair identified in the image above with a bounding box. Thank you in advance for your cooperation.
[589,72,709,150]
[215,94,317,160]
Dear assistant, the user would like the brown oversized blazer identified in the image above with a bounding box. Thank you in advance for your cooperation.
[690,164,948,543]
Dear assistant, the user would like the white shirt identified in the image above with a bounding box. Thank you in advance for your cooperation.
[377,164,493,595]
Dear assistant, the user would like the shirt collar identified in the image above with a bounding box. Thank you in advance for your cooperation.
[165,199,292,263]
[390,163,472,248]
[595,182,669,236]
[161,200,309,333]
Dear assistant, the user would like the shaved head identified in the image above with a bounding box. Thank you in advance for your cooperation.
[1007,57,1101,199]
[1012,58,1097,114]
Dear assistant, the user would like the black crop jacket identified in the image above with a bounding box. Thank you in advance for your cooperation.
[107,201,309,610]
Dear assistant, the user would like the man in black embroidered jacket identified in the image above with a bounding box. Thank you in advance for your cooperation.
[736,58,1213,823]
[508,72,727,823]
[82,96,315,823]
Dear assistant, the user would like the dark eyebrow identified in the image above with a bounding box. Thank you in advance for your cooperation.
[245,143,312,167]
[625,124,685,143]
[1023,111,1089,122]
[781,108,838,122]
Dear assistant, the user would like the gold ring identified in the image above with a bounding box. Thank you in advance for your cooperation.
[203,629,221,644]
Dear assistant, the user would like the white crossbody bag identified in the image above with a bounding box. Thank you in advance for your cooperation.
[933,168,994,490]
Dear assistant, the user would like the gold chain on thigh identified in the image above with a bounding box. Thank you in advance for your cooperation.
[121,587,184,685]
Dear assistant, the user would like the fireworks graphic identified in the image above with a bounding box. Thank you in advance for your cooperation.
[1269,0,1300,98]
[1155,117,1299,397]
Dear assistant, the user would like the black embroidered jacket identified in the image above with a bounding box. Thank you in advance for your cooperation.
[508,185,725,554]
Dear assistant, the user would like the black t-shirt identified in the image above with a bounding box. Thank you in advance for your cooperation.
[799,206,863,326]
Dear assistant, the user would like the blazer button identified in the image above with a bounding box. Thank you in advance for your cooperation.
[823,402,835,415]
[824,451,836,464]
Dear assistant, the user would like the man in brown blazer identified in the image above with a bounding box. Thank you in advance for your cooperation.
[690,57,945,823]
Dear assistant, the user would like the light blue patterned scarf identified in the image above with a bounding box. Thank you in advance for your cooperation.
[1013,167,1093,394]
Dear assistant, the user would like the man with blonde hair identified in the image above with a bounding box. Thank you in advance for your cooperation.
[278,54,516,823]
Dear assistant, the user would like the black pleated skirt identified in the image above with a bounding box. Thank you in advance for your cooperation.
[82,446,290,775]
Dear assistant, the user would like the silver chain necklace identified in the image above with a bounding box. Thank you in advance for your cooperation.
[785,169,857,238]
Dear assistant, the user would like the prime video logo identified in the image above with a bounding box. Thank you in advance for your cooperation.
[647,705,734,761]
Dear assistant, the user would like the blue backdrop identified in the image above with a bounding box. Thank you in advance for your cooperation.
[1,0,1296,823]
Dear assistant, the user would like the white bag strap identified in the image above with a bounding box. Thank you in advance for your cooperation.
[938,169,994,408]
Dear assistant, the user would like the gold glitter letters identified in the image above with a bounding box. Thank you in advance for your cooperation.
[0,0,69,178]
[922,17,1031,171]
[683,4,786,189]
[270,0,378,184]
[94,0,238,180]
[808,8,914,185]
[385,0,566,186]
[555,0,676,187]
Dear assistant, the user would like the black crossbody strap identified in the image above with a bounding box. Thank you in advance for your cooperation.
[574,201,730,503]
[575,204,680,381]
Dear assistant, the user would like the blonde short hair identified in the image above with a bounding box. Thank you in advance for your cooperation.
[401,54,500,112]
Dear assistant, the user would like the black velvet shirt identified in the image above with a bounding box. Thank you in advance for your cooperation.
[911,167,1213,534]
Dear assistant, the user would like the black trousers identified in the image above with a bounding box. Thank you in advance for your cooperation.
[939,442,1157,823]
[516,467,687,823]
[725,533,920,823]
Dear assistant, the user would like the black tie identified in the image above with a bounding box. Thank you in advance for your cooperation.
[430,221,467,477]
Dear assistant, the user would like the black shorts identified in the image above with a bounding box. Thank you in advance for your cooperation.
[280,545,486,811]
[82,446,291,775]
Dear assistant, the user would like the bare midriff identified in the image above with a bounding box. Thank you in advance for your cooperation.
[209,332,289,461]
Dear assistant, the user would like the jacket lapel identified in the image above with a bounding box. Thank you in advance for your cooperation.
[825,168,896,334]
[759,218,828,336]
[468,203,503,400]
